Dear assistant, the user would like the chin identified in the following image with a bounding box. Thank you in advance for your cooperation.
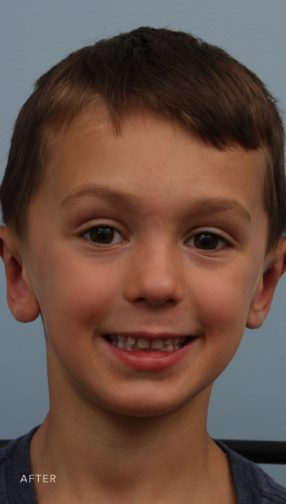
[115,404,176,418]
[101,390,189,419]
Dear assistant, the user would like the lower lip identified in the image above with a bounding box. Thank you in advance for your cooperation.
[100,337,198,372]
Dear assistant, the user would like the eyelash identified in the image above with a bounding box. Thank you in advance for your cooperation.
[80,225,230,252]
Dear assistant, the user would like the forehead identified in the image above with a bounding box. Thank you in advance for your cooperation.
[40,111,266,212]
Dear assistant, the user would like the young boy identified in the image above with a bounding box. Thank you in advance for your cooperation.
[0,26,286,503]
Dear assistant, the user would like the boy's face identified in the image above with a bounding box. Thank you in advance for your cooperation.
[3,111,283,417]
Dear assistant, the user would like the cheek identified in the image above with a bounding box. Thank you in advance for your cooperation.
[31,248,119,335]
[192,265,257,336]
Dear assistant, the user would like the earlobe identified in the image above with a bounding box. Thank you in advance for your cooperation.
[0,226,40,322]
[246,237,286,329]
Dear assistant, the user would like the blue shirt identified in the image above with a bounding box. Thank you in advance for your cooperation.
[0,426,286,503]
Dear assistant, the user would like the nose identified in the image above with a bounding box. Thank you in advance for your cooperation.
[123,242,184,307]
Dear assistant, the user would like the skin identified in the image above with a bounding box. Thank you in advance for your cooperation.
[0,110,285,503]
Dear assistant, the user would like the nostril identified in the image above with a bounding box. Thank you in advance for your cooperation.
[135,295,177,306]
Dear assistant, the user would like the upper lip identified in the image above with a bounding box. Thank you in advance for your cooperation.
[104,331,195,340]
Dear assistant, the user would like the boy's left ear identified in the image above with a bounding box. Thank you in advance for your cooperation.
[247,237,286,329]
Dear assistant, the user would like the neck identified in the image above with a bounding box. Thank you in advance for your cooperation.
[30,386,234,503]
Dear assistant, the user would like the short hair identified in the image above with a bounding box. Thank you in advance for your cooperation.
[1,26,285,250]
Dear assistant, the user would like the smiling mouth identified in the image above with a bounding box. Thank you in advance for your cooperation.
[103,334,193,352]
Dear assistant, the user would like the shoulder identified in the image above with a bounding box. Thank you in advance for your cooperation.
[0,426,40,504]
[217,441,286,503]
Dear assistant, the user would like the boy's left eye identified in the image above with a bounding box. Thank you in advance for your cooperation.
[81,226,124,246]
[187,232,228,251]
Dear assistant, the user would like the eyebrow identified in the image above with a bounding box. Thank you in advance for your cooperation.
[60,184,251,223]
[60,185,140,213]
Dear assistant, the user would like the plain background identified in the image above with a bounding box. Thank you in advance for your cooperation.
[0,0,286,485]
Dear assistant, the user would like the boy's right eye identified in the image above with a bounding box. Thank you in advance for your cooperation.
[81,226,124,246]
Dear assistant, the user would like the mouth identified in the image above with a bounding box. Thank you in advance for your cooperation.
[101,332,200,372]
[103,334,193,352]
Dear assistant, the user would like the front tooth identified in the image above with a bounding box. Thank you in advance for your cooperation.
[127,336,136,346]
[117,339,126,349]
[117,335,126,343]
[137,337,150,349]
[151,339,164,350]
[165,344,175,352]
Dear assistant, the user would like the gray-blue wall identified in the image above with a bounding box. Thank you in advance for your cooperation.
[1,0,286,485]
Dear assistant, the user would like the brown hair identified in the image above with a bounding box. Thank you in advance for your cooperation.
[0,26,285,249]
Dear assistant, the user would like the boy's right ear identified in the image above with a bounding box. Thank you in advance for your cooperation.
[0,226,40,322]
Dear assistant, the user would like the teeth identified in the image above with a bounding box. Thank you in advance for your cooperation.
[137,337,150,349]
[107,335,188,352]
[127,336,136,346]
[126,336,136,350]
[151,339,163,350]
